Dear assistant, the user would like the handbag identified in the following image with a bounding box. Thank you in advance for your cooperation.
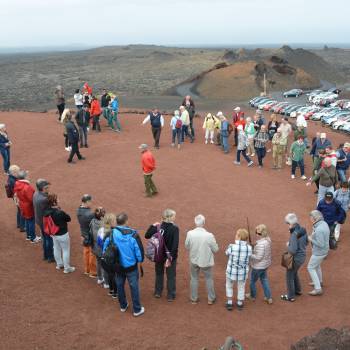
[281,251,294,269]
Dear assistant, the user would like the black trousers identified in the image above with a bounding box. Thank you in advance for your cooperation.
[92,116,101,131]
[64,134,69,148]
[68,142,82,162]
[108,272,117,295]
[155,259,176,298]
[57,103,65,119]
[152,127,161,148]
[189,117,195,138]
[234,129,238,146]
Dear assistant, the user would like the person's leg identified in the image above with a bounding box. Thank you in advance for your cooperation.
[249,268,259,299]
[52,236,63,267]
[126,269,142,313]
[96,258,103,282]
[89,247,97,276]
[222,136,228,153]
[190,263,200,301]
[155,262,164,296]
[277,152,283,168]
[294,264,302,295]
[181,125,185,143]
[237,280,246,306]
[236,150,241,163]
[83,246,90,274]
[176,128,181,146]
[210,130,214,143]
[234,129,238,146]
[216,131,221,145]
[308,255,323,290]
[334,223,341,241]
[155,128,161,148]
[299,159,305,176]
[317,185,327,204]
[149,174,158,194]
[190,117,195,138]
[259,269,272,299]
[202,266,216,302]
[27,217,36,241]
[115,112,122,131]
[79,126,84,146]
[92,116,96,130]
[205,129,209,143]
[144,174,153,197]
[166,259,177,299]
[242,149,252,163]
[42,230,54,260]
[337,169,346,183]
[225,277,234,303]
[73,142,83,160]
[67,142,77,162]
[171,129,176,145]
[96,116,101,132]
[116,272,128,309]
[60,233,71,270]
[1,149,8,173]
[286,268,296,299]
[291,160,297,176]
[257,148,263,166]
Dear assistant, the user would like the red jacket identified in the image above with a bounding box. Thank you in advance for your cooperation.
[141,150,156,174]
[90,99,102,117]
[232,111,245,124]
[234,119,246,129]
[14,180,35,219]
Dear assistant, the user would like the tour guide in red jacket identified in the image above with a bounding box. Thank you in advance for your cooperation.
[140,144,158,197]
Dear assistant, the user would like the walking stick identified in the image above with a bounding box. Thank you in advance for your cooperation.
[246,217,253,246]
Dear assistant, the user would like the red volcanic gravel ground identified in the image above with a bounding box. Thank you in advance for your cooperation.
[0,111,349,350]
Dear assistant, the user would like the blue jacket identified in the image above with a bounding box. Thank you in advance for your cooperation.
[310,138,331,157]
[221,120,229,137]
[111,99,119,112]
[287,224,308,266]
[336,149,350,170]
[0,133,10,150]
[103,226,144,270]
[317,199,346,226]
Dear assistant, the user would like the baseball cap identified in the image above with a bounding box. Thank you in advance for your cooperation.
[81,194,92,203]
[325,192,333,199]
[139,144,148,150]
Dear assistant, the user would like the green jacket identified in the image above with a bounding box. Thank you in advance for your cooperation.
[290,141,306,162]
[293,128,306,141]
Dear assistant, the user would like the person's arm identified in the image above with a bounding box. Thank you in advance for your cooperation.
[142,115,150,125]
[225,244,231,256]
[133,234,144,262]
[102,237,110,254]
[58,209,71,223]
[287,234,298,255]
[250,241,264,262]
[160,115,164,127]
[184,232,191,250]
[308,230,325,249]
[169,227,179,259]
[144,224,157,238]
[209,234,219,253]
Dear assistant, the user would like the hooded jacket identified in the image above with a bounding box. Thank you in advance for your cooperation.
[111,99,119,112]
[90,99,102,117]
[14,180,35,219]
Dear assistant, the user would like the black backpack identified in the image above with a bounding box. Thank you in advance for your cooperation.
[101,231,121,273]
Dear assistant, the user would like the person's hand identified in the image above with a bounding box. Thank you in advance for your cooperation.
[165,259,171,268]
[286,241,289,247]
[306,182,311,186]
[308,235,312,242]
[153,222,160,226]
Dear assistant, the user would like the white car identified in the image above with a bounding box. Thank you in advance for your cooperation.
[340,122,350,134]
[333,116,350,130]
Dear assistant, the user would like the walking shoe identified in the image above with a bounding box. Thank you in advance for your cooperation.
[205,140,208,144]
[108,290,114,296]
[245,293,256,301]
[154,294,161,298]
[47,258,55,263]
[78,157,86,161]
[30,237,41,244]
[56,265,64,270]
[85,144,89,148]
[120,303,129,312]
[64,267,76,274]
[191,299,199,304]
[89,274,97,278]
[308,289,323,296]
[133,306,145,317]
[251,153,255,157]
[97,279,104,285]
[103,283,110,289]
[112,294,118,299]
[171,143,175,147]
[26,237,31,241]
[210,140,214,144]
[301,175,307,180]
[236,302,244,311]
[233,161,240,165]
[65,147,70,151]
[247,161,254,167]
[291,175,295,179]
[208,299,216,305]
[225,302,233,311]
[264,297,273,304]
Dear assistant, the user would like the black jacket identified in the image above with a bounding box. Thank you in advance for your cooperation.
[75,110,90,127]
[77,206,94,240]
[145,222,179,260]
[43,207,71,236]
[101,94,111,108]
[66,121,80,144]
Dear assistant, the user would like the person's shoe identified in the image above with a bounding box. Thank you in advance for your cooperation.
[210,140,214,144]
[301,175,307,180]
[248,161,254,167]
[112,293,118,299]
[78,157,86,160]
[291,174,295,179]
[190,139,194,143]
[266,149,271,153]
[314,190,318,194]
[171,143,175,147]
[19,228,26,232]
[97,279,104,285]
[108,290,114,296]
[191,299,199,304]
[245,293,256,301]
[177,144,181,150]
[208,299,216,305]
[31,236,42,243]
[295,291,303,296]
[154,294,161,298]
[85,144,89,148]
[67,160,76,164]
[167,297,175,302]
[68,147,72,152]
[103,283,109,289]
[205,140,208,144]
[251,153,255,157]
[264,297,273,304]
[65,147,70,151]
[120,303,129,312]
[80,144,84,148]
[26,237,31,241]
[144,194,152,198]
[258,165,262,169]
[64,266,75,274]
[56,265,64,270]
[233,161,240,165]
[89,274,97,278]
[83,272,89,276]
[47,258,55,263]
[236,302,244,311]
[133,306,145,317]
[308,289,323,296]
[225,302,233,311]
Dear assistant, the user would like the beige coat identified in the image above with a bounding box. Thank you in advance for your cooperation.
[250,237,272,270]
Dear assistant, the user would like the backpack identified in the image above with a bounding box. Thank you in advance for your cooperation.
[145,225,171,263]
[43,215,60,236]
[101,231,121,273]
[5,184,13,198]
[227,123,233,134]
[175,118,182,129]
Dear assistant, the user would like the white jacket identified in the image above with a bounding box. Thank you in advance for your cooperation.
[250,237,272,270]
[185,227,219,267]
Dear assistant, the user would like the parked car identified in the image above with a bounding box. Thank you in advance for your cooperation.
[328,87,341,94]
[258,100,276,110]
[332,115,350,130]
[340,122,350,134]
[283,89,303,98]
[251,97,272,108]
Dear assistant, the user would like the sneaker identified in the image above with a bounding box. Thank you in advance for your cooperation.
[133,306,145,317]
[291,175,295,179]
[248,161,254,167]
[308,289,323,296]
[97,279,104,285]
[245,293,256,301]
[251,153,255,157]
[112,294,118,299]
[301,175,307,180]
[208,299,216,305]
[89,274,97,278]
[233,161,240,165]
[205,140,208,144]
[26,237,31,241]
[120,303,129,312]
[236,301,244,310]
[56,265,64,270]
[171,143,175,147]
[154,294,161,298]
[30,237,41,244]
[264,297,273,304]
[108,290,114,296]
[191,299,199,304]
[210,140,214,144]
[103,283,110,289]
[65,147,70,152]
[63,266,75,274]
[225,302,233,311]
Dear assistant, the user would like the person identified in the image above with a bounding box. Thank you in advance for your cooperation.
[234,113,246,147]
[61,108,71,152]
[142,108,164,149]
[103,212,145,317]
[202,113,216,145]
[246,224,272,304]
[0,123,11,174]
[232,107,245,146]
[33,178,54,262]
[312,149,326,194]
[55,85,65,121]
[77,194,96,277]
[307,210,330,296]
[140,144,158,197]
[279,117,292,163]
[101,89,111,121]
[98,213,118,295]
[75,104,90,148]
[73,89,83,110]
[225,228,252,311]
[215,114,222,146]
[290,136,307,180]
[185,214,219,305]
[293,125,306,142]
[254,125,269,168]
[272,128,287,169]
[218,112,229,154]
[317,192,346,244]
[44,193,75,274]
[14,170,41,243]
[182,95,195,138]
[170,110,182,149]
[334,182,350,241]
[89,207,106,286]
[310,132,331,160]
[7,165,25,232]
[180,105,193,143]
[90,96,102,132]
[324,146,337,167]
[281,213,308,302]
[256,110,265,130]
[244,117,256,156]
[110,95,121,132]
[267,114,279,152]
[145,208,179,301]
[234,125,253,166]
[66,113,85,164]
[336,142,350,183]
[310,132,321,162]
[307,157,338,204]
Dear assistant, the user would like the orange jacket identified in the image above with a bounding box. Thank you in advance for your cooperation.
[141,150,156,174]
[90,99,102,117]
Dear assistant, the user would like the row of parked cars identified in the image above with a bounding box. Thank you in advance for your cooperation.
[249,90,350,134]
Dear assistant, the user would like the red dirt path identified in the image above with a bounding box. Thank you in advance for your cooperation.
[0,111,349,350]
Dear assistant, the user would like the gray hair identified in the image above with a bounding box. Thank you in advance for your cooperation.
[285,213,298,225]
[17,170,28,180]
[162,208,176,223]
[309,210,323,222]
[194,214,205,227]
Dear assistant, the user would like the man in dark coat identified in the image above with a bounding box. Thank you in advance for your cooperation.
[66,114,85,163]
[75,104,90,148]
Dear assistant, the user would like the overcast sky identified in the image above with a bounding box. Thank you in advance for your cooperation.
[0,0,349,48]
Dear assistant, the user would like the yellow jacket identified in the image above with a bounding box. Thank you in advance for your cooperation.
[202,116,218,131]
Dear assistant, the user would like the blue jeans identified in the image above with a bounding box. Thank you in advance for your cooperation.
[1,148,10,173]
[116,268,142,313]
[40,226,54,260]
[181,125,193,142]
[110,111,121,131]
[221,136,229,153]
[250,268,272,299]
[172,128,181,145]
[286,262,302,299]
[17,207,25,230]
[255,147,266,166]
[291,159,305,176]
[237,149,251,163]
[25,217,36,241]
[337,169,347,183]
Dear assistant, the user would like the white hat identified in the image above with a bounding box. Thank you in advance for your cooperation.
[216,111,223,117]
[320,133,326,138]
[234,107,240,112]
